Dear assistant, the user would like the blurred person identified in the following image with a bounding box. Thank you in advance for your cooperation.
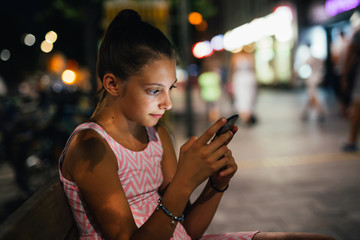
[300,43,326,122]
[331,30,350,116]
[341,27,360,152]
[58,9,335,240]
[198,63,222,123]
[229,51,258,126]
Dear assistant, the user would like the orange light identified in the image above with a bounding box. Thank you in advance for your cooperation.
[66,59,79,70]
[62,69,76,84]
[48,53,66,74]
[188,12,203,25]
[195,20,208,31]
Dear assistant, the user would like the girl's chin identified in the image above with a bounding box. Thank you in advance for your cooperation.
[142,119,160,127]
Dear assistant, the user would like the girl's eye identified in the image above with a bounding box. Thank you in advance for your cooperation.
[148,89,160,95]
[170,84,177,90]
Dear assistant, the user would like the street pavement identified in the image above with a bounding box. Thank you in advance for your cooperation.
[1,87,360,240]
[171,87,360,240]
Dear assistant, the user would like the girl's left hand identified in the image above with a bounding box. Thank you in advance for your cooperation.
[210,149,238,189]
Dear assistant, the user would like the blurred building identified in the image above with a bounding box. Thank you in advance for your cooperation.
[190,0,360,87]
[103,0,170,35]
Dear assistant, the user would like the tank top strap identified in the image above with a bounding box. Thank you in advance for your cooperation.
[58,123,159,171]
[58,122,119,171]
[146,125,159,142]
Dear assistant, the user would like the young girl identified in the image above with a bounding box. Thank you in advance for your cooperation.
[59,9,334,240]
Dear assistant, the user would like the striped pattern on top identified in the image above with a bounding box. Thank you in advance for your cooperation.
[59,122,259,240]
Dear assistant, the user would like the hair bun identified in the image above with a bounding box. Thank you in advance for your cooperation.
[116,9,141,23]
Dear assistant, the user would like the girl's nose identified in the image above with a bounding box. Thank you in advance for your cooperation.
[159,93,172,110]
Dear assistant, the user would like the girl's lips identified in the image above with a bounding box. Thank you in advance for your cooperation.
[150,114,163,119]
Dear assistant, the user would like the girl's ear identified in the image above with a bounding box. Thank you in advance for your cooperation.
[103,73,122,96]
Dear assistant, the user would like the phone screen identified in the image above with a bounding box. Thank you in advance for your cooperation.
[212,114,239,141]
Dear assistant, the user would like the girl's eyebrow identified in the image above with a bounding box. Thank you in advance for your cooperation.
[144,79,178,87]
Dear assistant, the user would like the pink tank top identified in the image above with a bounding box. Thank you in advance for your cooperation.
[58,122,191,239]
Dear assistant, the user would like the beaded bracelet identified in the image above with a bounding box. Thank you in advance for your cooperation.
[156,198,184,225]
[209,177,229,192]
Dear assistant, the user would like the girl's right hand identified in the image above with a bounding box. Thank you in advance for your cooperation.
[174,118,236,192]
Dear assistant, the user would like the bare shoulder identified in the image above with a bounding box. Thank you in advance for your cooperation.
[71,129,107,158]
[156,124,174,145]
[61,129,117,181]
[61,129,138,238]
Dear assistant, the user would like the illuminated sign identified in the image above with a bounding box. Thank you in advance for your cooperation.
[325,0,360,16]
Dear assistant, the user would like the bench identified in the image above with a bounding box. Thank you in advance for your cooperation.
[0,175,78,240]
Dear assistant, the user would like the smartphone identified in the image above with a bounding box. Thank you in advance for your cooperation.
[212,114,239,141]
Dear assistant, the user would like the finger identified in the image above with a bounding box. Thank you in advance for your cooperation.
[180,136,198,152]
[218,151,236,172]
[218,163,237,177]
[212,158,228,173]
[210,130,234,150]
[209,144,229,163]
[231,125,238,134]
[224,149,234,158]
[209,142,230,162]
[218,159,237,176]
[223,130,236,146]
[197,118,227,145]
[211,147,231,167]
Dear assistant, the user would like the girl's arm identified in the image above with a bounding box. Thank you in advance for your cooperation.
[62,119,233,240]
[156,124,177,194]
[181,148,237,239]
[62,129,191,240]
[157,123,238,239]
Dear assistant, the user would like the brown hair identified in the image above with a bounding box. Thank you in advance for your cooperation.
[92,9,176,117]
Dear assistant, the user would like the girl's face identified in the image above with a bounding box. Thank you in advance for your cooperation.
[118,57,177,127]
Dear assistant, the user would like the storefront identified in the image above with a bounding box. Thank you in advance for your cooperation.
[296,0,360,87]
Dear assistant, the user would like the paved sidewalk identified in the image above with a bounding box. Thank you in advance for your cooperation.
[172,88,360,240]
[206,155,360,240]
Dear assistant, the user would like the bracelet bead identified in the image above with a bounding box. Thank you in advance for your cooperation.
[156,198,184,225]
[209,177,229,192]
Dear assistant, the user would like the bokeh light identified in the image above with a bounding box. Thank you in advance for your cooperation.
[176,66,188,83]
[195,20,208,31]
[45,31,58,43]
[41,40,53,53]
[188,12,203,25]
[0,49,11,61]
[24,34,36,46]
[62,69,76,84]
[210,35,224,51]
[224,5,294,52]
[48,53,66,73]
[192,41,213,59]
[325,0,360,17]
[298,64,312,79]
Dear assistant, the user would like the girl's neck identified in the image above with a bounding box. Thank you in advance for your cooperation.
[91,108,148,152]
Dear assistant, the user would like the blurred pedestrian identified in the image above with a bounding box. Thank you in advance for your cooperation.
[331,30,350,116]
[58,9,335,240]
[301,42,326,122]
[198,62,222,123]
[229,51,258,126]
[341,27,360,152]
